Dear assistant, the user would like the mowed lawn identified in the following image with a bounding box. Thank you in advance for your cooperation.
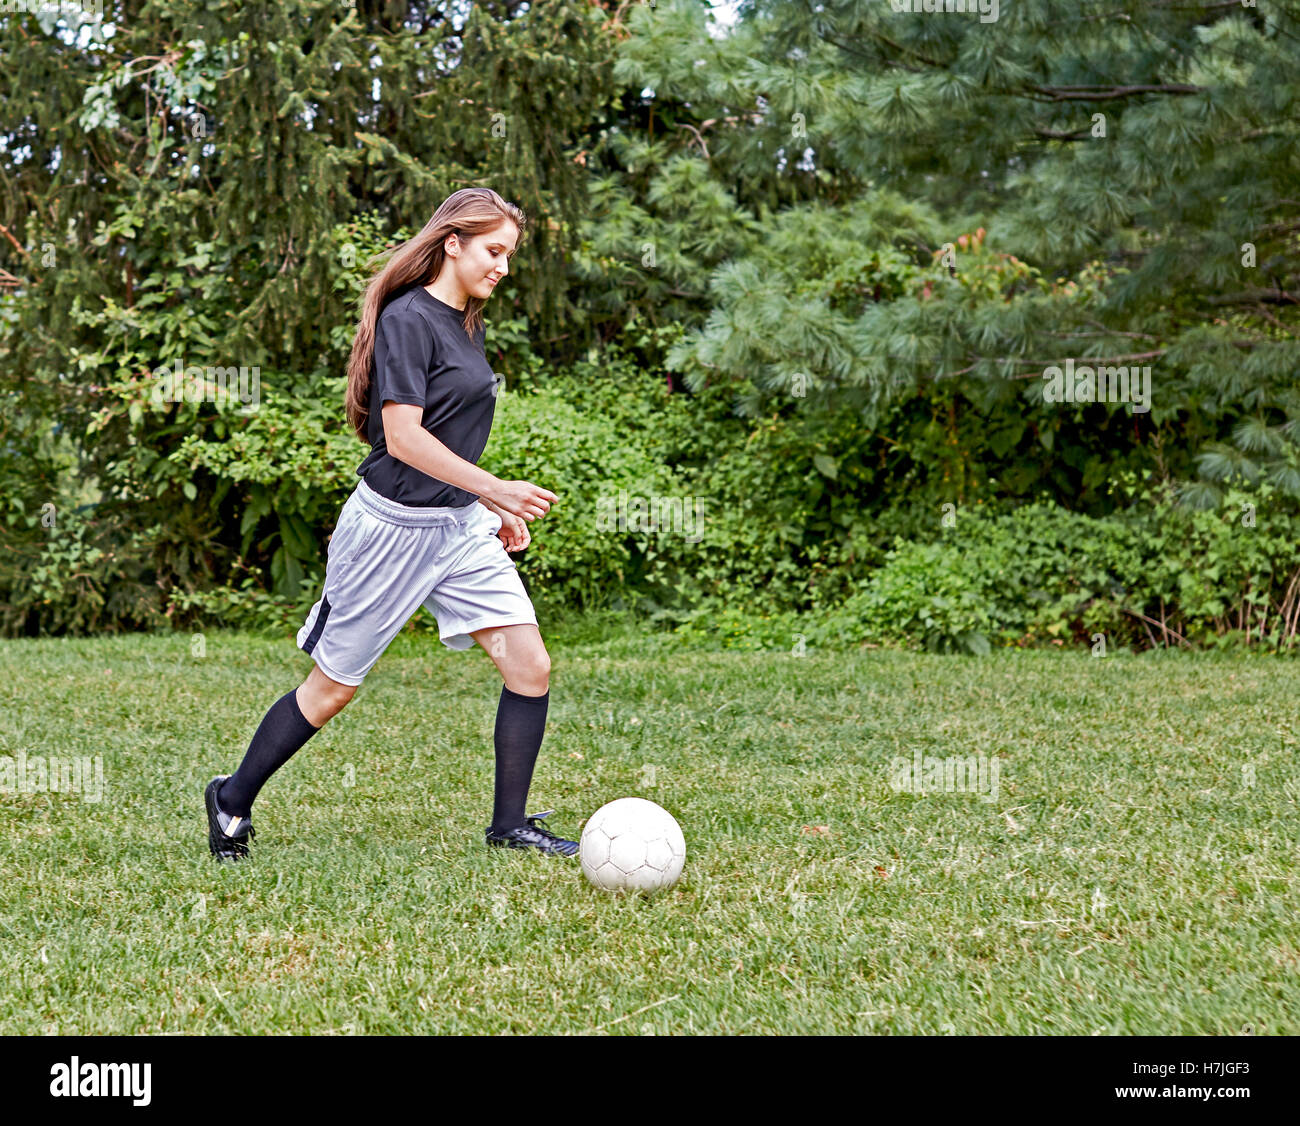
[0,622,1296,1035]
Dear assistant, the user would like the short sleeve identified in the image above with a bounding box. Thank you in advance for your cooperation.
[375,308,434,406]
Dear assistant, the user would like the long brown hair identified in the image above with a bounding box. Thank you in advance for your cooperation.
[344,188,526,442]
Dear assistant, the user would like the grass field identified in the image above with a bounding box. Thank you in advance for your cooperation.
[1,619,1296,1035]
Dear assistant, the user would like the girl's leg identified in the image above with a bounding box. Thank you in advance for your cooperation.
[218,664,357,818]
[470,624,551,833]
[296,663,359,726]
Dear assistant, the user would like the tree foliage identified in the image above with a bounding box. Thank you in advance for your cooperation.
[2,0,1297,642]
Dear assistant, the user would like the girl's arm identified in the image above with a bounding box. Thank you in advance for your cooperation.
[383,402,557,518]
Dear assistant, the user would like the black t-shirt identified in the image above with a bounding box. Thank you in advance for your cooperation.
[356,284,500,507]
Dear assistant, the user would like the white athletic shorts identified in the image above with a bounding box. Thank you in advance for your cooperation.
[295,477,539,685]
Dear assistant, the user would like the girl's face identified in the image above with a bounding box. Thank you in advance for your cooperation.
[451,219,519,301]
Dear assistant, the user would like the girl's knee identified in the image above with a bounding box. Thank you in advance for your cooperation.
[506,655,550,696]
[298,670,357,724]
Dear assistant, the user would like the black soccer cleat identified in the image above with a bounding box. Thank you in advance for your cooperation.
[485,809,579,858]
[205,775,255,861]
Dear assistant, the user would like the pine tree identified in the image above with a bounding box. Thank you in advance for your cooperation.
[608,0,1300,506]
[0,0,617,628]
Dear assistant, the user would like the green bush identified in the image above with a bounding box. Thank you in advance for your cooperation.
[0,500,170,636]
[820,481,1300,654]
[543,334,893,617]
[478,378,679,611]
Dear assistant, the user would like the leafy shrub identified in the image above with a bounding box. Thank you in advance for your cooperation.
[0,500,170,636]
[545,334,893,616]
[820,481,1300,653]
[478,378,679,611]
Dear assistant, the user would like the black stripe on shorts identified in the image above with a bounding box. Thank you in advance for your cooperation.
[302,595,331,655]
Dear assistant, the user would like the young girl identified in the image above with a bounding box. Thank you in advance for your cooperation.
[205,188,577,860]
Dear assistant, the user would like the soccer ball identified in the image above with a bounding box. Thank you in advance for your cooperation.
[579,797,686,893]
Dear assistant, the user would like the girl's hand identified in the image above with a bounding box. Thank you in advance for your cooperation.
[496,509,531,553]
[487,479,558,521]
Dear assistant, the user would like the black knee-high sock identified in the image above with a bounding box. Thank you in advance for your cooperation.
[491,685,550,833]
[218,689,321,819]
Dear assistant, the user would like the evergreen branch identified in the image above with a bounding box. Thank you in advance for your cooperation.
[1246,304,1291,333]
[277,237,299,276]
[1034,128,1092,141]
[1207,288,1299,306]
[1026,83,1205,101]
[862,28,946,69]
[821,34,925,73]
[1150,0,1258,13]
[1240,128,1300,142]
[1006,350,1167,379]
[1084,321,1161,341]
[1048,326,1160,342]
